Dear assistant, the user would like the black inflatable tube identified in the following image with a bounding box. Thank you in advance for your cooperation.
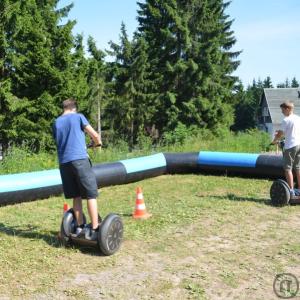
[0,152,285,206]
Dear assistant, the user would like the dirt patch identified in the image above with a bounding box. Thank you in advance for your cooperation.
[28,204,300,300]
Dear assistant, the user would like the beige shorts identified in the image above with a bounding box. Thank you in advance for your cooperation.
[283,145,300,170]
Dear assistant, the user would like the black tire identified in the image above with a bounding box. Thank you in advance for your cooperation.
[59,208,86,246]
[98,214,123,256]
[270,179,290,206]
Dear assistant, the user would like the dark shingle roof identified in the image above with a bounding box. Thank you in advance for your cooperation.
[264,88,300,124]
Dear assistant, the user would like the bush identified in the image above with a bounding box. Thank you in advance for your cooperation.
[0,146,57,174]
[163,122,194,146]
[0,129,273,174]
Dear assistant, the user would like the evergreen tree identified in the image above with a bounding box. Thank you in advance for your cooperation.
[231,81,257,131]
[291,77,299,88]
[86,36,106,139]
[0,0,19,151]
[263,76,273,88]
[106,23,134,141]
[137,0,240,135]
[107,24,155,146]
[277,78,291,88]
[277,77,300,88]
[137,0,186,132]
[277,83,285,88]
[180,0,241,131]
[70,34,90,113]
[232,78,266,131]
[0,0,87,151]
[122,35,155,147]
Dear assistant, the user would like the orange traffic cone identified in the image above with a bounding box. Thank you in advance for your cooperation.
[63,203,70,213]
[58,203,70,240]
[133,187,152,219]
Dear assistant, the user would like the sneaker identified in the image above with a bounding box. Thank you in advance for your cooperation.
[85,227,99,241]
[294,188,300,196]
[290,189,296,197]
[72,224,85,237]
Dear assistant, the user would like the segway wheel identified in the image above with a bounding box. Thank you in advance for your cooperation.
[59,208,86,246]
[270,179,290,206]
[98,214,123,256]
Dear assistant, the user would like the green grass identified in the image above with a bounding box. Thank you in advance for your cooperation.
[0,129,271,174]
[0,130,290,298]
[1,174,300,298]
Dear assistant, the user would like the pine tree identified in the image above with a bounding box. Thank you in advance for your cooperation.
[106,23,134,142]
[291,77,299,88]
[106,23,156,146]
[137,0,187,132]
[179,0,241,131]
[86,36,106,139]
[122,35,155,147]
[137,0,240,135]
[232,78,265,130]
[263,76,273,88]
[231,80,257,131]
[0,0,87,151]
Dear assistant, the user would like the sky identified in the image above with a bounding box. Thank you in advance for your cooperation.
[58,0,300,87]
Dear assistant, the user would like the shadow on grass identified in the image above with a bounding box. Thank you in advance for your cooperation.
[0,214,129,257]
[196,193,272,205]
[0,222,107,256]
[0,222,62,246]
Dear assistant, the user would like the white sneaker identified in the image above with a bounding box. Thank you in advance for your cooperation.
[85,227,99,241]
[75,227,83,235]
[290,189,296,197]
[73,225,85,237]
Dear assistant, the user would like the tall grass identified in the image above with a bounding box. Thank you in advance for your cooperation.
[0,129,272,175]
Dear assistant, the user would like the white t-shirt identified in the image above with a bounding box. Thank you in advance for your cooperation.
[281,113,300,149]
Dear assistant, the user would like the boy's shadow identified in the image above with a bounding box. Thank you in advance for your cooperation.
[0,211,132,256]
[0,222,103,256]
[197,193,272,205]
[0,222,61,246]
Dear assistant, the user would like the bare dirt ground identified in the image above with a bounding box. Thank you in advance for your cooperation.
[25,203,300,300]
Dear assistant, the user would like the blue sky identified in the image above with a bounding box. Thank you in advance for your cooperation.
[58,0,300,87]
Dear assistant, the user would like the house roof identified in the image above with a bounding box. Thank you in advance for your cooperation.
[263,88,300,124]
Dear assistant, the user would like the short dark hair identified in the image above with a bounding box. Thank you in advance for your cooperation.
[63,98,77,110]
[280,101,294,109]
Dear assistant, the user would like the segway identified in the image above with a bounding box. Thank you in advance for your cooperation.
[60,208,123,256]
[270,179,300,206]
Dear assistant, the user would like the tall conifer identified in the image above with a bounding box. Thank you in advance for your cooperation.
[0,0,87,151]
[137,0,240,134]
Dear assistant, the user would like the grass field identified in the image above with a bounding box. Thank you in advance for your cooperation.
[1,172,300,299]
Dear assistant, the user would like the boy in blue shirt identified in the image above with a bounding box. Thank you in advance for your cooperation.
[53,98,102,240]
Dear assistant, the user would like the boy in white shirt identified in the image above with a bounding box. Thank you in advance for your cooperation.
[272,101,300,196]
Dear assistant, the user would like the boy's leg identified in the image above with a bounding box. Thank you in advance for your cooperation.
[73,196,84,225]
[284,169,294,190]
[71,159,99,233]
[283,148,295,190]
[295,169,300,189]
[87,198,99,229]
[294,146,300,189]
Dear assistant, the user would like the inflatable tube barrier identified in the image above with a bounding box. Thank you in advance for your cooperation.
[0,151,284,206]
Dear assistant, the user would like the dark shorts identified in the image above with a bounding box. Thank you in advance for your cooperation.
[59,159,98,199]
[283,145,300,170]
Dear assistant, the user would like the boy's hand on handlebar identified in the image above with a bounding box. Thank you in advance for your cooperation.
[87,141,102,148]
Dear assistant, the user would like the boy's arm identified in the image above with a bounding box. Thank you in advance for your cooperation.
[271,130,284,144]
[84,125,102,147]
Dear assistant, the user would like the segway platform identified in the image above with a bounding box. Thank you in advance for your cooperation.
[270,179,300,206]
[60,208,123,256]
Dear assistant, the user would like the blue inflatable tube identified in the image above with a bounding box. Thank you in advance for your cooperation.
[0,152,284,206]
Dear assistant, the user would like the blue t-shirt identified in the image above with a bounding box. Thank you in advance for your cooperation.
[53,113,89,164]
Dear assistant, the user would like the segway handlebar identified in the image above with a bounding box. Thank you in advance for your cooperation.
[87,142,102,149]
